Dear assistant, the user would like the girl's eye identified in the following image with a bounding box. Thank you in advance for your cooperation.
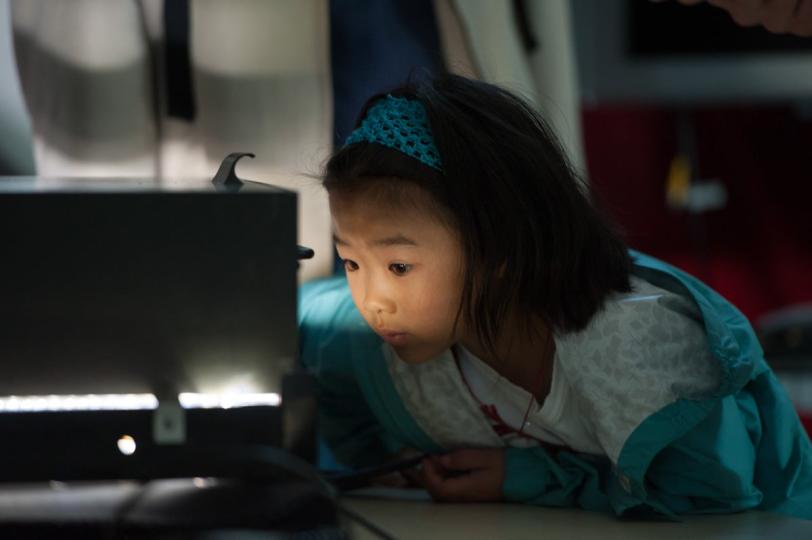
[343,259,359,272]
[389,263,412,276]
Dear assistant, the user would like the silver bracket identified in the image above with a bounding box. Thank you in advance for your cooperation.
[152,396,186,445]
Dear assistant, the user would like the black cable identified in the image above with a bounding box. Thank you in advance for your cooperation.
[233,446,399,539]
[99,444,397,539]
[107,480,150,540]
[337,504,398,540]
[322,453,428,492]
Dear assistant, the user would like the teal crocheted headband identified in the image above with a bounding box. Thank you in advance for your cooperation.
[344,95,443,172]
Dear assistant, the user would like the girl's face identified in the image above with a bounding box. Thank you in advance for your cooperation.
[329,185,465,364]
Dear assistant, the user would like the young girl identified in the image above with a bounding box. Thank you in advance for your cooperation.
[298,74,812,519]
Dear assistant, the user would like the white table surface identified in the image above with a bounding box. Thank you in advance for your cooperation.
[342,495,812,540]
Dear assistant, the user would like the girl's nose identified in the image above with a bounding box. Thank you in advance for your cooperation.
[362,283,396,316]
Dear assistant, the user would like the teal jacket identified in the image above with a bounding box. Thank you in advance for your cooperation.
[298,251,812,520]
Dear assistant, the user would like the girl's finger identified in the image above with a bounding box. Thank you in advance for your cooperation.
[424,468,501,503]
[788,0,812,36]
[421,457,471,502]
[757,0,800,33]
[708,0,767,26]
[420,456,445,493]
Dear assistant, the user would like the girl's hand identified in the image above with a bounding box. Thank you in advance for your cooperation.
[420,448,505,502]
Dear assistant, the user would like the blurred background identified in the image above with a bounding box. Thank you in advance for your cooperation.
[0,0,810,430]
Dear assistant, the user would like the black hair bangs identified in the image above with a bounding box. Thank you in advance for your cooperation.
[323,74,632,362]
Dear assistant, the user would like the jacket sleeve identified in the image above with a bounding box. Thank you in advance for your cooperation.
[502,445,616,512]
[503,380,808,518]
[500,395,763,518]
[640,393,765,515]
[641,373,812,519]
[298,277,393,469]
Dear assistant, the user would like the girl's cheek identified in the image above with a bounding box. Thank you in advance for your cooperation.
[410,286,445,314]
[346,276,365,309]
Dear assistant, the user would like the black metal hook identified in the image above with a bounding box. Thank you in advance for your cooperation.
[212,152,255,190]
[212,152,315,264]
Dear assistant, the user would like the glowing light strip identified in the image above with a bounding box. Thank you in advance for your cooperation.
[178,392,281,409]
[0,394,158,412]
[0,392,282,412]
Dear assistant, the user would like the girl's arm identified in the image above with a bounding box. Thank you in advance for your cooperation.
[503,373,811,518]
[640,373,812,519]
[415,445,618,510]
[299,277,394,469]
[501,446,616,511]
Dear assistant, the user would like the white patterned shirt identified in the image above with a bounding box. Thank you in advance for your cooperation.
[384,276,721,463]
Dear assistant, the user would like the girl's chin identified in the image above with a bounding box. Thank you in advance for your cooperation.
[390,343,448,365]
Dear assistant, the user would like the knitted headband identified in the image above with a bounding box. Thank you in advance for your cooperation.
[344,95,443,172]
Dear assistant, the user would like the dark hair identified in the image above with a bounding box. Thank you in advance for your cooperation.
[324,74,631,356]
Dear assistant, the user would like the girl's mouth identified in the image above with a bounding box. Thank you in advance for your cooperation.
[379,331,410,346]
